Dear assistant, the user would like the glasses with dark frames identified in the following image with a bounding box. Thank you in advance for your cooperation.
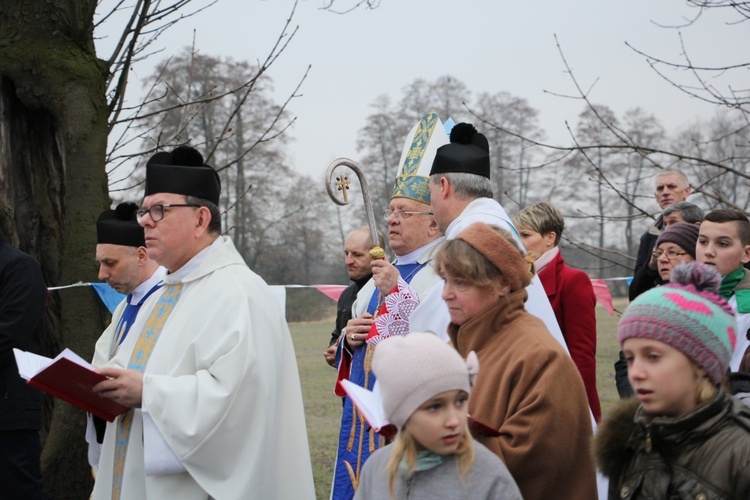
[136,204,200,223]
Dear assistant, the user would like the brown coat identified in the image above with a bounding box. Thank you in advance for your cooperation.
[448,289,598,500]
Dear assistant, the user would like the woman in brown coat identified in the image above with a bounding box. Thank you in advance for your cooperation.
[434,222,598,500]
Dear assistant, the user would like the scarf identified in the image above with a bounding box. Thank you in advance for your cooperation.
[720,267,750,313]
[399,450,444,478]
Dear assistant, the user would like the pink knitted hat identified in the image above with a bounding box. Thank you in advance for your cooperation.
[618,262,737,384]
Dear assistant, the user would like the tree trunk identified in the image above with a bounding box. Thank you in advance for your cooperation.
[0,1,110,497]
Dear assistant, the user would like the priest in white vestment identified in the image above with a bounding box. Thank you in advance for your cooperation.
[91,146,314,499]
[87,202,166,467]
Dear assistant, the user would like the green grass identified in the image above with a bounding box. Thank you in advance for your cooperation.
[290,299,626,500]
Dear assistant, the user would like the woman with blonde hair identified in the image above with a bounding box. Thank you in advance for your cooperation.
[513,201,601,420]
[354,332,521,500]
[596,262,750,499]
[434,222,597,500]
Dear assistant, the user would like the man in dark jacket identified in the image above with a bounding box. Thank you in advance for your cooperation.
[628,170,691,301]
[0,228,49,499]
[323,226,383,367]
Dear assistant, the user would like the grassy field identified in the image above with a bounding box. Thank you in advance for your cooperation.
[290,298,627,499]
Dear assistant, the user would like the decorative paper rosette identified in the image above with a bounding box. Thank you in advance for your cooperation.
[366,277,420,346]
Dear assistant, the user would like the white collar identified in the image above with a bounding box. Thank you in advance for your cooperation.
[129,266,167,304]
[164,237,221,283]
[394,237,444,265]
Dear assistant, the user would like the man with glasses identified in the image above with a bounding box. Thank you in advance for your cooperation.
[87,202,165,468]
[331,111,446,500]
[90,146,314,499]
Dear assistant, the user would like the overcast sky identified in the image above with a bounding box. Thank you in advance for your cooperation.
[106,0,746,181]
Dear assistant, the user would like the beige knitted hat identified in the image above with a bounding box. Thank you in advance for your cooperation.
[372,332,478,429]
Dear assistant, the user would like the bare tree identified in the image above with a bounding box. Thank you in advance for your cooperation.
[354,75,472,233]
[474,91,546,207]
[0,0,304,496]
[672,111,750,210]
[467,10,749,278]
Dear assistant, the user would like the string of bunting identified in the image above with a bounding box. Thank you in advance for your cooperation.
[50,276,633,317]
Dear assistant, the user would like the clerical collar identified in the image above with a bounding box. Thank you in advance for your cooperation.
[394,237,444,265]
[129,266,167,305]
[165,237,221,282]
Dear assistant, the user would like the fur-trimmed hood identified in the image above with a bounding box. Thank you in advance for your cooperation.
[595,393,750,499]
[594,398,640,479]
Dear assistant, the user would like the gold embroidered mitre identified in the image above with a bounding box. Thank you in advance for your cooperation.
[391,110,449,204]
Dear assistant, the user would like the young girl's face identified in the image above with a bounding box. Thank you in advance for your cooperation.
[440,271,505,326]
[404,390,469,456]
[697,220,750,277]
[623,337,703,418]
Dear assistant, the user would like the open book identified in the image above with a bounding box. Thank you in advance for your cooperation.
[340,379,397,438]
[13,348,128,421]
[340,379,500,439]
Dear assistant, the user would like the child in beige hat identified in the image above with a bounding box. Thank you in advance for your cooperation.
[354,332,521,500]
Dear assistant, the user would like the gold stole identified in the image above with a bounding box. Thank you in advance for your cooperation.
[111,283,184,500]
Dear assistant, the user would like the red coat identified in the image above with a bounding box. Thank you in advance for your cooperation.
[538,251,601,422]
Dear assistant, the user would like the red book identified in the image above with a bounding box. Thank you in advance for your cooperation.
[13,348,128,422]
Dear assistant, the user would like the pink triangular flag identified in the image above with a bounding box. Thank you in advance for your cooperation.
[590,279,614,316]
[315,285,347,302]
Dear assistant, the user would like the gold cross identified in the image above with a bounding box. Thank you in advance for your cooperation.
[336,175,351,203]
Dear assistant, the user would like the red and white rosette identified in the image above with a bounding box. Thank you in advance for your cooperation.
[366,277,419,346]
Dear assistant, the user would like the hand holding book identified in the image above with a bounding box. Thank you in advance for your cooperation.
[13,348,128,421]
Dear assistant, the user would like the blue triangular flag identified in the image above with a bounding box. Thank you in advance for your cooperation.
[90,283,126,314]
[444,117,455,136]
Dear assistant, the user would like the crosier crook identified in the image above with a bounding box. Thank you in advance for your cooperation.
[325,158,385,260]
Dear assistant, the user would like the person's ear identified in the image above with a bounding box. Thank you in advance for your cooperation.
[544,231,557,248]
[439,177,450,199]
[137,246,149,264]
[742,243,750,264]
[495,280,511,298]
[196,206,212,233]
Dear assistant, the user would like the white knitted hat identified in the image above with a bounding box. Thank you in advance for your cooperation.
[372,331,478,428]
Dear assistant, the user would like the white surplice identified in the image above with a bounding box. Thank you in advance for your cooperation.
[87,266,166,467]
[91,236,314,499]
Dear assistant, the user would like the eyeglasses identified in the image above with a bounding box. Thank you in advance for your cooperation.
[382,209,433,221]
[136,204,200,223]
[652,249,689,260]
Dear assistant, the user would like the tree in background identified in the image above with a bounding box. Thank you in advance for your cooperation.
[474,91,546,207]
[0,0,314,496]
[672,111,750,210]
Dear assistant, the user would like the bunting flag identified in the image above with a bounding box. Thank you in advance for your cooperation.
[312,285,347,302]
[91,283,126,314]
[52,280,620,318]
[48,282,125,314]
[590,279,615,316]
